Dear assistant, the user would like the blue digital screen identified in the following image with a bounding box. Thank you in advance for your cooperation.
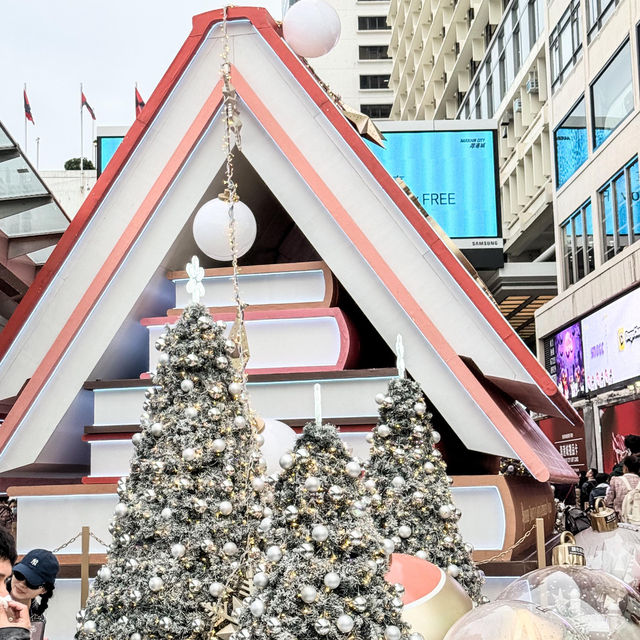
[367,130,499,239]
[97,136,124,176]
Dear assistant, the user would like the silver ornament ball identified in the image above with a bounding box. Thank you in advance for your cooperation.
[250,599,265,617]
[300,585,317,603]
[150,422,163,437]
[312,524,329,542]
[432,430,441,444]
[114,503,128,517]
[148,576,164,592]
[345,461,361,477]
[391,475,405,488]
[447,564,460,577]
[279,453,294,470]
[184,406,198,419]
[305,476,322,492]
[209,582,224,597]
[83,621,97,634]
[212,438,227,453]
[171,543,186,559]
[423,461,435,474]
[161,507,172,520]
[266,545,282,562]
[228,382,243,397]
[314,619,331,636]
[223,542,239,556]
[97,567,112,581]
[180,379,194,393]
[323,572,341,589]
[336,615,354,634]
[182,448,196,462]
[219,501,233,515]
[398,525,412,538]
[253,572,268,588]
[385,626,402,640]
[377,424,391,438]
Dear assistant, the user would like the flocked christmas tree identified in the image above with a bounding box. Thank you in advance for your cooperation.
[76,281,266,640]
[365,344,484,603]
[234,411,417,640]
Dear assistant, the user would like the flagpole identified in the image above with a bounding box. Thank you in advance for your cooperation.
[24,83,27,154]
[80,83,85,190]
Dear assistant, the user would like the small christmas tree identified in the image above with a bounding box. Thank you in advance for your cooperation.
[235,421,415,640]
[76,301,265,640]
[365,376,484,602]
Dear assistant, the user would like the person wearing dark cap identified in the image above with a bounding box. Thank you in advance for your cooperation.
[8,549,59,634]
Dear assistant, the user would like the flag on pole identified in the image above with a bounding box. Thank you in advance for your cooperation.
[81,91,96,120]
[135,87,146,117]
[23,89,35,124]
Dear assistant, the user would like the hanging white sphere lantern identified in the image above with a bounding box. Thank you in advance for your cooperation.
[192,197,257,262]
[283,0,341,59]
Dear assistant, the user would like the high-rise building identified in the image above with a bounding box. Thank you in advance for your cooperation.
[389,0,556,347]
[304,0,394,117]
[535,0,640,470]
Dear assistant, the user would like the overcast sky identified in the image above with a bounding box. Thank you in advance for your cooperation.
[1,1,282,170]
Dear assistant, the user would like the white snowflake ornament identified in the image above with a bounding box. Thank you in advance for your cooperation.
[185,255,205,304]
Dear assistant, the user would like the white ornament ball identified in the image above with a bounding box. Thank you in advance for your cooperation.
[432,430,441,444]
[324,572,341,589]
[193,198,257,261]
[305,476,322,492]
[150,422,163,437]
[219,501,233,515]
[279,453,294,470]
[223,542,239,556]
[250,599,265,617]
[364,478,376,492]
[375,392,386,405]
[161,508,172,520]
[312,524,329,542]
[416,550,428,560]
[266,545,283,562]
[253,572,268,588]
[83,621,97,634]
[446,564,460,577]
[132,433,142,446]
[148,576,164,592]
[423,461,435,474]
[98,567,112,581]
[300,585,318,603]
[439,504,452,519]
[180,379,194,393]
[182,448,196,462]
[314,619,331,635]
[114,503,128,517]
[209,582,224,597]
[171,543,186,559]
[398,525,412,539]
[228,382,243,397]
[346,461,361,477]
[283,0,341,58]
[385,626,401,640]
[212,438,227,453]
[382,538,395,555]
[130,634,142,640]
[391,475,405,488]
[336,615,354,633]
[377,424,391,438]
[409,633,425,640]
[252,477,266,492]
[234,415,246,428]
[365,432,374,443]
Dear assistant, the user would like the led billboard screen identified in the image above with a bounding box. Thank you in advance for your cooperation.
[553,321,585,401]
[582,286,640,392]
[367,127,500,249]
[97,136,124,177]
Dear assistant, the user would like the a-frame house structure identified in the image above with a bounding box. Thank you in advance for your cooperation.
[0,9,580,637]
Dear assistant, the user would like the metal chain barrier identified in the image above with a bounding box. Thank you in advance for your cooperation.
[476,523,537,565]
[52,530,108,554]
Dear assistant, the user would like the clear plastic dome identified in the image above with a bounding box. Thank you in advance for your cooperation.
[497,566,640,639]
[443,599,586,640]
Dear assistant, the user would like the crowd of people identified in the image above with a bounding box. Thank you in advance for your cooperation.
[0,527,58,640]
[578,434,640,521]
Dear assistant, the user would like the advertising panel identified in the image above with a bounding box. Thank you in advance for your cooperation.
[367,128,499,243]
[582,286,640,392]
[538,415,587,472]
[553,321,585,401]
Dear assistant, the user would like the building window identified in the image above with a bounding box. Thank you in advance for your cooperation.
[359,45,390,60]
[554,97,588,188]
[549,0,582,91]
[357,16,390,30]
[587,0,620,40]
[561,201,594,286]
[528,0,541,48]
[591,40,634,149]
[359,74,390,89]
[512,5,521,71]
[599,157,640,261]
[486,75,494,117]
[360,104,392,118]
